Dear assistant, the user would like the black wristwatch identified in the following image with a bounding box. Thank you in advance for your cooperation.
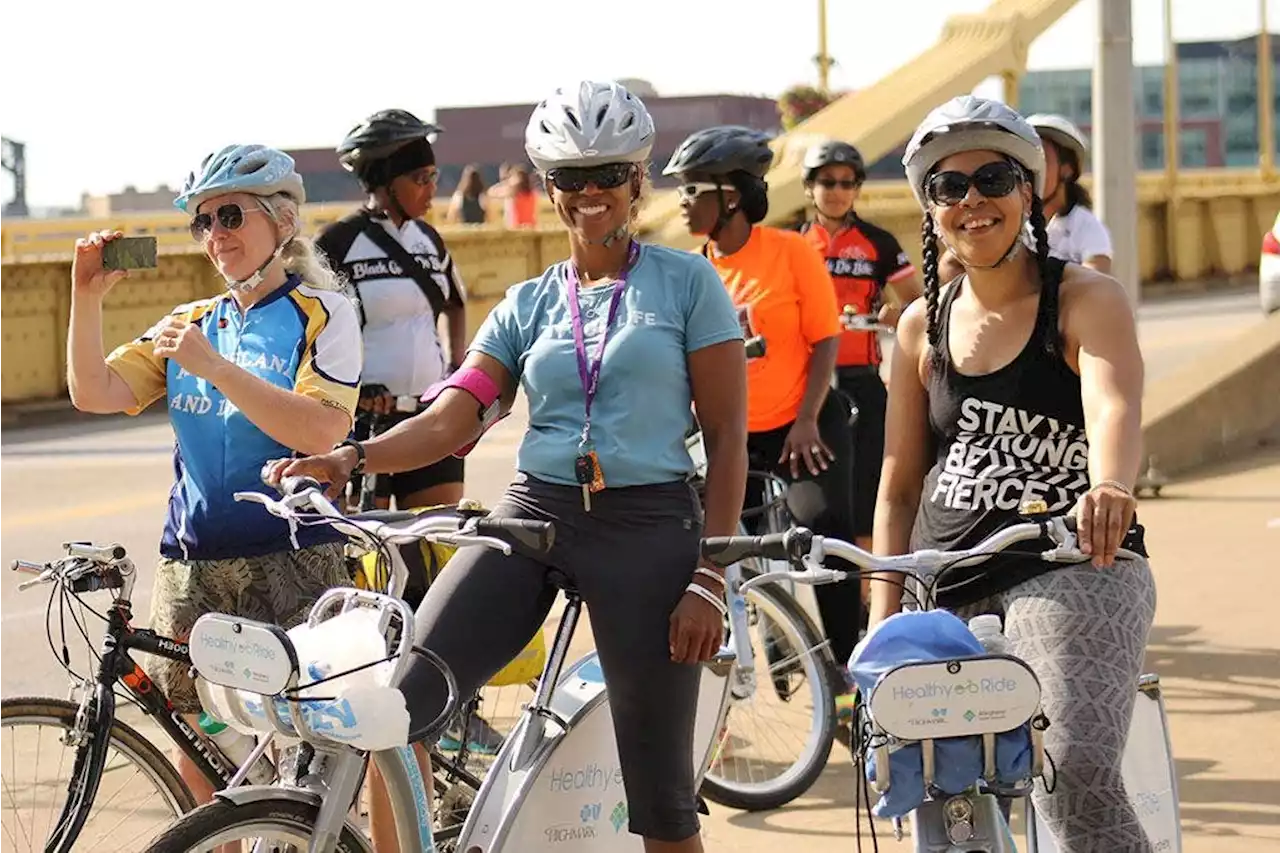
[334,439,366,477]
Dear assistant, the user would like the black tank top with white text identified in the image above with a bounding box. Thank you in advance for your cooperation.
[911,261,1099,607]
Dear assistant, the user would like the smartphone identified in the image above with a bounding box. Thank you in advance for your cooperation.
[102,236,158,271]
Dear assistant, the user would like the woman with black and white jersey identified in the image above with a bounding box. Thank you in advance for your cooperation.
[315,109,468,513]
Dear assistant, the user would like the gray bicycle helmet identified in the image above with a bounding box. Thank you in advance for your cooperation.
[803,139,865,183]
[903,96,1045,210]
[663,126,774,180]
[524,80,655,172]
[1026,113,1090,170]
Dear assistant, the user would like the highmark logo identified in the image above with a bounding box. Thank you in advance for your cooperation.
[891,676,1019,702]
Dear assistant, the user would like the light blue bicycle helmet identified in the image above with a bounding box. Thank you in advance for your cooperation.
[174,144,306,213]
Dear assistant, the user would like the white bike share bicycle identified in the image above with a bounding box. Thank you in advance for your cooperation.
[699,501,1182,853]
[147,475,853,852]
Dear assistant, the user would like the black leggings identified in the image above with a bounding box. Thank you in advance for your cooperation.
[396,474,706,842]
[745,392,861,669]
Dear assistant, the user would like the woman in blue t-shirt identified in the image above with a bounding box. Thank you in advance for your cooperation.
[272,80,747,850]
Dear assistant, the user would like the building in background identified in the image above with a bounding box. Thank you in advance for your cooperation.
[1017,31,1279,169]
[80,184,178,217]
[861,31,1280,179]
[282,87,782,199]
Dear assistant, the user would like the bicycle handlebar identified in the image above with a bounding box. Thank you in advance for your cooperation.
[703,512,1139,607]
[236,478,556,557]
[10,543,135,595]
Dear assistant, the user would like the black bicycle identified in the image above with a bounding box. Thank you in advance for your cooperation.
[1,542,259,852]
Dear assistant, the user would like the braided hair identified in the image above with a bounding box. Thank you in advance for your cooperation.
[920,169,1060,369]
[921,214,944,369]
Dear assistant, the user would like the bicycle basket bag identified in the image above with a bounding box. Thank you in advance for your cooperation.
[352,505,547,688]
[848,611,1034,818]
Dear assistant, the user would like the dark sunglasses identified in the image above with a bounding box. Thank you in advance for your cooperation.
[189,202,264,241]
[816,177,859,190]
[546,163,634,193]
[925,160,1021,206]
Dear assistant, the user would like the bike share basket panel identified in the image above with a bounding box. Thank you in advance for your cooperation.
[189,588,418,752]
[850,610,1045,819]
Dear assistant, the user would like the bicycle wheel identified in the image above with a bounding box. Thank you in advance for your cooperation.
[144,798,369,852]
[1,696,195,853]
[700,567,842,811]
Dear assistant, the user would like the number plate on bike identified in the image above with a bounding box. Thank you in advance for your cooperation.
[188,613,298,696]
[868,655,1041,741]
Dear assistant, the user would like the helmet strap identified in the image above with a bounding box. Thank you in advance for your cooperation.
[225,241,288,293]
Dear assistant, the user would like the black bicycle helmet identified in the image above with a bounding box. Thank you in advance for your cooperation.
[662,125,774,180]
[803,140,866,183]
[337,109,443,173]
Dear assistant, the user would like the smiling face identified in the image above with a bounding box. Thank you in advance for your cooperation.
[926,150,1031,268]
[809,164,860,219]
[191,192,282,282]
[546,162,637,242]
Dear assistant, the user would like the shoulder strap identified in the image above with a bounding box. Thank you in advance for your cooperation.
[354,211,449,320]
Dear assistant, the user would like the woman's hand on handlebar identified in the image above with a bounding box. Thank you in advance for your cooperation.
[1075,482,1137,569]
[264,450,358,501]
[357,386,396,416]
[669,581,724,665]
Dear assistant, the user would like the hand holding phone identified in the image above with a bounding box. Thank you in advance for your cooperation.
[72,231,155,299]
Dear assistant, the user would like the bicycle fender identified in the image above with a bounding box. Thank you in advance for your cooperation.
[213,785,321,809]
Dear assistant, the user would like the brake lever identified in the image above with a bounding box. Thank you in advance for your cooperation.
[435,531,513,556]
[17,569,57,592]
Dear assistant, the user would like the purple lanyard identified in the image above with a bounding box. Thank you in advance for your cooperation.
[566,240,640,446]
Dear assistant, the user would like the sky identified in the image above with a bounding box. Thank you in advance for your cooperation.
[2,0,1275,211]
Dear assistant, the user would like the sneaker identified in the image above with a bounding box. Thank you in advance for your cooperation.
[438,713,503,756]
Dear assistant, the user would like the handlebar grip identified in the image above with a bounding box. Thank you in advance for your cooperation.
[64,542,126,562]
[280,476,323,497]
[744,335,767,360]
[701,529,812,567]
[474,518,556,555]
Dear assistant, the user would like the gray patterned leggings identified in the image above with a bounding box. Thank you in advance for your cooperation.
[952,558,1158,853]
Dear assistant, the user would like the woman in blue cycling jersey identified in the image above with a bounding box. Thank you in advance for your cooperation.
[272,79,748,852]
[67,145,361,809]
[873,97,1154,852]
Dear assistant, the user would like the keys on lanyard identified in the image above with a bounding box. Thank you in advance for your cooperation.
[566,240,640,512]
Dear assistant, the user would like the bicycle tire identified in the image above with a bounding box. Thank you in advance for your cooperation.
[1,696,196,853]
[699,571,841,811]
[144,798,370,853]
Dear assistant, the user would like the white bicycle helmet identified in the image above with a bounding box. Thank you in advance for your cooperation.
[524,80,656,172]
[903,96,1045,210]
[1026,113,1090,169]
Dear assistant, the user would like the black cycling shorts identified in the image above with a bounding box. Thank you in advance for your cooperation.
[353,410,464,503]
[397,474,707,842]
[835,365,887,538]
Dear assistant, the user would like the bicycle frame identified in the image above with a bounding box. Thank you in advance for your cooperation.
[25,561,239,853]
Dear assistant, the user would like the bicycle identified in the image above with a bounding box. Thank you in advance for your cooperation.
[682,429,844,810]
[699,501,1181,853]
[144,478,551,852]
[2,542,272,853]
[347,399,529,847]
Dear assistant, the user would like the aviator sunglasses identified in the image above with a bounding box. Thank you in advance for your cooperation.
[925,160,1022,206]
[189,202,267,241]
[546,162,634,193]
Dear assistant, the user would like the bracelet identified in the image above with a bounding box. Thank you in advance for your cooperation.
[334,439,366,477]
[685,583,728,618]
[693,567,727,589]
[1090,479,1133,498]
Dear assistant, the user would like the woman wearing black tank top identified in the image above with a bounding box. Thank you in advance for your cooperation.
[871,97,1157,852]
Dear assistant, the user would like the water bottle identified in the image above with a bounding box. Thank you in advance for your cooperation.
[968,614,1009,656]
[197,712,275,784]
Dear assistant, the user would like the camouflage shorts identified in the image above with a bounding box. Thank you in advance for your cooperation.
[145,543,351,713]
